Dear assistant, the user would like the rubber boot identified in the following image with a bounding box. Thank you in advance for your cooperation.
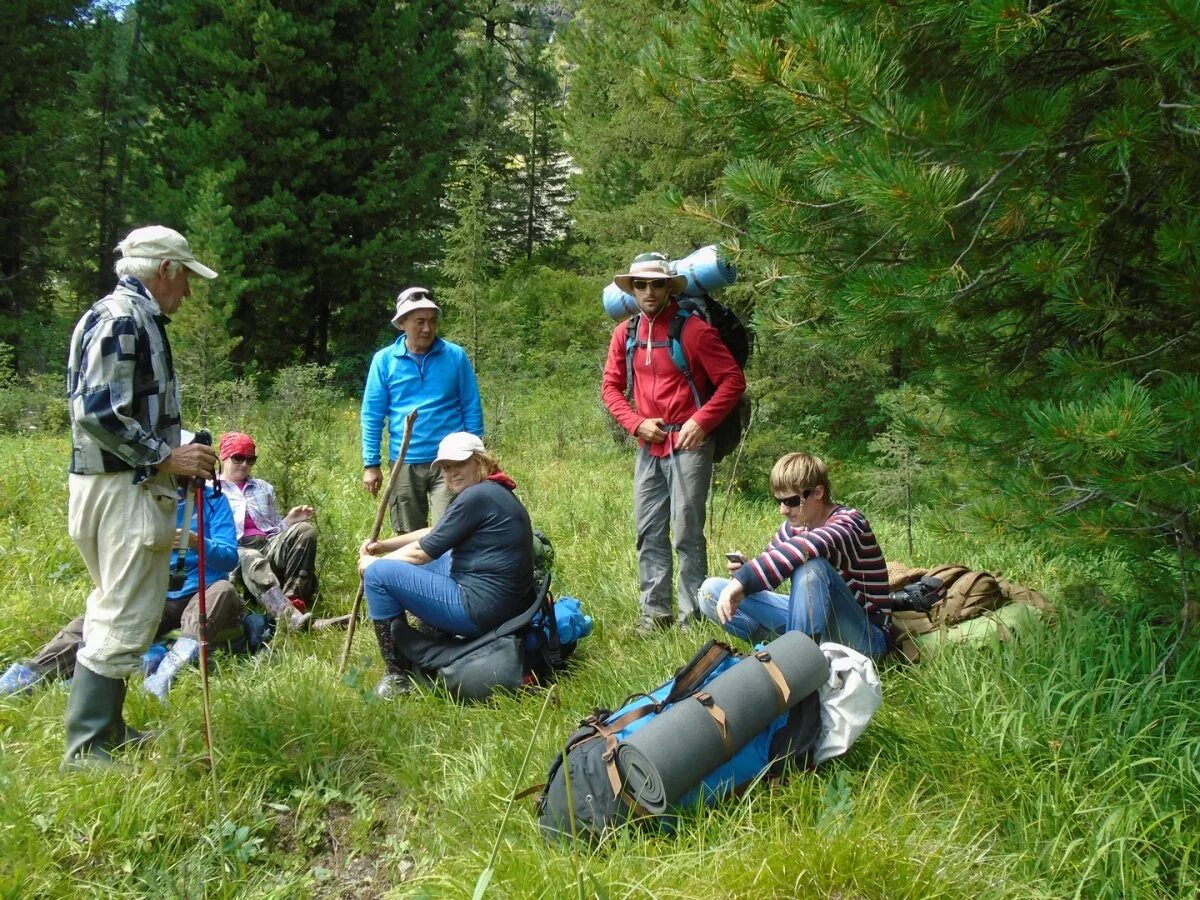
[261,586,312,632]
[61,663,125,772]
[372,617,413,699]
[0,662,44,697]
[143,637,199,702]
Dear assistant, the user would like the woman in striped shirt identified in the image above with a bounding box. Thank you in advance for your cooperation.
[698,452,892,657]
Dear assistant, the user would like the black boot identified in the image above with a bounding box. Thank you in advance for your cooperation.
[61,663,125,772]
[372,617,413,699]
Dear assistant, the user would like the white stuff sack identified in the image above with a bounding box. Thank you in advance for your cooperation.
[813,642,883,764]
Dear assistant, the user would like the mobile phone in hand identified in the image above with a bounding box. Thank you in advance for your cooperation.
[725,551,747,564]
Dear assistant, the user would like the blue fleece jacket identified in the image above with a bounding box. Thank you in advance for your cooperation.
[167,485,238,600]
[360,335,484,466]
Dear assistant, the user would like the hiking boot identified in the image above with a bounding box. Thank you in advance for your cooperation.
[143,637,200,702]
[634,615,673,638]
[0,662,43,697]
[261,586,312,632]
[61,663,125,772]
[371,617,413,700]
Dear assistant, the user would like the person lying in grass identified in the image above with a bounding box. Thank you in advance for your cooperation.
[219,431,315,630]
[698,452,894,657]
[2,485,244,701]
[357,432,535,698]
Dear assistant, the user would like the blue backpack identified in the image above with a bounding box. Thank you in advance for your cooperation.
[534,640,822,843]
[623,296,752,461]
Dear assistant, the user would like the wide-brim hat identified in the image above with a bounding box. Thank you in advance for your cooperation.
[391,286,441,328]
[432,432,486,467]
[613,252,687,295]
[117,225,218,279]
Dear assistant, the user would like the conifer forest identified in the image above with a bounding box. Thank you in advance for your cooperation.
[1,2,1198,897]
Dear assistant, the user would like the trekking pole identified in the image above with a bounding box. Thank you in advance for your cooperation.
[338,408,418,676]
[193,480,220,801]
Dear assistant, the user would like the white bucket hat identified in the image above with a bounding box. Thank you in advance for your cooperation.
[117,226,218,279]
[432,432,486,467]
[612,252,686,295]
[391,286,441,328]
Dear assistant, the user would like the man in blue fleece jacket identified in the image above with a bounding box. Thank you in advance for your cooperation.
[360,286,484,533]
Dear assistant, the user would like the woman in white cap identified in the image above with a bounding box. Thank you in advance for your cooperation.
[357,433,535,697]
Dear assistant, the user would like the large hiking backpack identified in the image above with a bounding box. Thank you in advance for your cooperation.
[624,295,752,462]
[889,563,1053,663]
[534,635,828,844]
[390,571,581,701]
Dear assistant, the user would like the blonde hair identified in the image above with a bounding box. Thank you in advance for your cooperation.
[770,452,834,502]
[469,450,500,480]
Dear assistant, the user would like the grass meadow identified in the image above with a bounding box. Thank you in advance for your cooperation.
[1,368,1198,898]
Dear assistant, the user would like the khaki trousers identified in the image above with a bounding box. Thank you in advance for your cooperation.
[68,471,176,678]
[387,463,452,534]
[237,521,319,603]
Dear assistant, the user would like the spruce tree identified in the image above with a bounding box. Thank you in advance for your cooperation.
[559,0,732,270]
[136,0,468,371]
[0,0,93,369]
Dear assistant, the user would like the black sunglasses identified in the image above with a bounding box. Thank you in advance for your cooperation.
[775,489,813,508]
[231,454,257,465]
[630,278,666,290]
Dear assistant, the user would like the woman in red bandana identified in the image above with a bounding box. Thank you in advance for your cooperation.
[358,433,535,697]
[218,431,316,630]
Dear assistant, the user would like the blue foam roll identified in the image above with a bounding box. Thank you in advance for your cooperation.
[603,282,638,320]
[674,245,737,297]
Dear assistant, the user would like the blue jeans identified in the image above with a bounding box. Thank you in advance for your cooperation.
[363,552,479,637]
[698,558,888,657]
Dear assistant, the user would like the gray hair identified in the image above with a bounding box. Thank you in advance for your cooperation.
[115,257,183,281]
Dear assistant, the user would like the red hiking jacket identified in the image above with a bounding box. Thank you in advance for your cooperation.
[601,300,746,458]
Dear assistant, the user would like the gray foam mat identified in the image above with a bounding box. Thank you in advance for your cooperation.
[616,631,829,812]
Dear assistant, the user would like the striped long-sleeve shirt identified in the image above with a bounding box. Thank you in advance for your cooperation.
[67,276,181,478]
[733,506,892,630]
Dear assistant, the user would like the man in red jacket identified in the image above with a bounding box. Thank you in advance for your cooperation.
[602,252,746,635]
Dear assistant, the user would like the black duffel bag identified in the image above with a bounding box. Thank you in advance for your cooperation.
[390,572,558,702]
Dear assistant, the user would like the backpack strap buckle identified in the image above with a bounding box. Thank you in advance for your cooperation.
[694,691,734,756]
[754,649,792,706]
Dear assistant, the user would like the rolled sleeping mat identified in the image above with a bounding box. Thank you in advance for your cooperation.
[673,245,737,297]
[602,282,638,320]
[615,630,828,813]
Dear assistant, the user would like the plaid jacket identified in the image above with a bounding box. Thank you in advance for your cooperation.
[67,276,181,478]
[224,477,286,540]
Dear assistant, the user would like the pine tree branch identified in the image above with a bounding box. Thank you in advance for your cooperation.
[949,151,1027,210]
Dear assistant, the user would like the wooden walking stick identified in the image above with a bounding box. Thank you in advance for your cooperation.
[338,408,418,676]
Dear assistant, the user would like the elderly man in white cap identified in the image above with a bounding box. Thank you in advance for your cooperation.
[61,225,220,769]
[601,252,746,636]
[360,286,484,534]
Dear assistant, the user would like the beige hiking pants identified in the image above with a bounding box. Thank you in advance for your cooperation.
[69,471,176,678]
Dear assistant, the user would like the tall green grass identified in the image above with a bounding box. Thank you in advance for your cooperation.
[1,370,1196,898]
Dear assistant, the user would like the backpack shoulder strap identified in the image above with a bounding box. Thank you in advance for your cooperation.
[666,311,703,409]
[624,314,640,400]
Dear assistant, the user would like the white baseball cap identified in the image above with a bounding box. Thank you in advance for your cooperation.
[432,432,486,467]
[391,286,441,328]
[117,226,218,279]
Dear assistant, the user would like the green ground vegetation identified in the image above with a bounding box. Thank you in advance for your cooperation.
[1,368,1197,898]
